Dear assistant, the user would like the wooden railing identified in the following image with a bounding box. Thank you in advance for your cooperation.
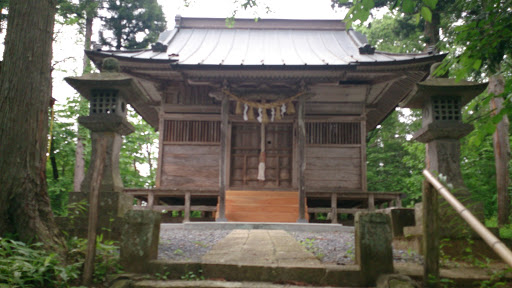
[124,188,218,222]
[422,170,512,287]
[305,188,403,223]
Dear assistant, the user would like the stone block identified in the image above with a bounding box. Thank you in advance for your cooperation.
[414,203,423,228]
[382,208,416,238]
[355,212,394,286]
[120,210,161,273]
[377,274,419,288]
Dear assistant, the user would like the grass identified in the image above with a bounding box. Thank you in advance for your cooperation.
[485,217,512,239]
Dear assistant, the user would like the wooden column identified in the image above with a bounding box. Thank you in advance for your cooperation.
[297,95,307,223]
[489,75,510,226]
[147,191,155,210]
[82,138,107,286]
[360,119,367,191]
[423,179,439,288]
[184,192,191,222]
[217,96,228,222]
[331,193,338,224]
[155,115,165,188]
[368,193,375,211]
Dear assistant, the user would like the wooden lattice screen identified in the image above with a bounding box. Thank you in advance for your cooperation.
[306,122,361,145]
[163,120,221,143]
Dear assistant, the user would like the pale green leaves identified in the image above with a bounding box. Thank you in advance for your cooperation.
[344,0,438,27]
[420,6,432,22]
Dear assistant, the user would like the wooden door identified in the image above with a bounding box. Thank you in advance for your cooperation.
[230,123,293,189]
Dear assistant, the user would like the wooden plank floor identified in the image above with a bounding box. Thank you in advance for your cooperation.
[225,190,305,222]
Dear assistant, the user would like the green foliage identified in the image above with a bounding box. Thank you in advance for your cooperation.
[120,109,159,188]
[99,0,167,49]
[0,238,81,288]
[47,97,91,215]
[299,238,325,260]
[366,109,425,206]
[47,102,158,214]
[340,0,438,27]
[181,270,205,281]
[0,233,123,288]
[67,235,123,284]
[356,14,425,53]
[485,218,512,239]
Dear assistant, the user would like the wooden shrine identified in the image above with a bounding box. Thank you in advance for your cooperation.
[76,16,445,223]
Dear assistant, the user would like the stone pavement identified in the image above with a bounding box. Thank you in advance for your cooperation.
[201,229,322,267]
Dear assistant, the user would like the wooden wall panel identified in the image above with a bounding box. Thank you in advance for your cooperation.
[305,146,362,189]
[160,144,220,189]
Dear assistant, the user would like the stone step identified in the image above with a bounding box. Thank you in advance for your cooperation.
[133,280,348,288]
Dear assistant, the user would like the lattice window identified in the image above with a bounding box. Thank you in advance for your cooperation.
[163,120,221,143]
[306,122,361,145]
[90,89,125,115]
[432,97,461,121]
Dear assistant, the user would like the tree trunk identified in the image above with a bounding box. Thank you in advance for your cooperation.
[489,75,510,227]
[424,10,440,52]
[73,7,95,192]
[0,0,65,253]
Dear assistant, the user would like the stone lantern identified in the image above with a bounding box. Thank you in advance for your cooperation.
[401,71,488,237]
[64,57,140,239]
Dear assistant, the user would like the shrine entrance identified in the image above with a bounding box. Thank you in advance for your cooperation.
[230,122,293,189]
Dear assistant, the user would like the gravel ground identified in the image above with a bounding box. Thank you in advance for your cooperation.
[158,227,423,265]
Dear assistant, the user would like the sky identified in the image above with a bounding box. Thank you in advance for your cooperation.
[50,0,347,103]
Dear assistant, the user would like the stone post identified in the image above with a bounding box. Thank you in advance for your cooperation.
[355,212,393,286]
[120,210,161,273]
[401,71,488,238]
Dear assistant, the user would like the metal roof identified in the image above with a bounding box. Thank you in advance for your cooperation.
[94,16,436,67]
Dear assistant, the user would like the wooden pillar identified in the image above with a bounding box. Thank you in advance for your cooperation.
[82,138,107,286]
[217,96,228,222]
[396,195,402,208]
[360,119,367,191]
[297,95,307,223]
[184,192,191,222]
[148,191,155,210]
[155,116,165,188]
[368,193,375,211]
[423,179,439,288]
[331,193,338,224]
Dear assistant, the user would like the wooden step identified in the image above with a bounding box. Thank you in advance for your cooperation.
[224,190,307,222]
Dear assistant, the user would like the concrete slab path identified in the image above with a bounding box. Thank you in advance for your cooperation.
[202,229,322,267]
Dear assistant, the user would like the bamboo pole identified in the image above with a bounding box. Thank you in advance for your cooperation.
[423,170,512,268]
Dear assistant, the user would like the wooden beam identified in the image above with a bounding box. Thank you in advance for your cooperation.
[162,104,221,114]
[298,95,307,223]
[423,179,440,288]
[124,188,219,197]
[217,95,229,221]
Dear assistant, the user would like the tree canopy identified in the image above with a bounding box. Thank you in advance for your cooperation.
[99,0,167,49]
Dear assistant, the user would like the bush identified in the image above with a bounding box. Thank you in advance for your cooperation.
[0,235,122,288]
[0,237,81,288]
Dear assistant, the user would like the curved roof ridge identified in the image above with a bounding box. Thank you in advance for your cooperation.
[175,16,347,31]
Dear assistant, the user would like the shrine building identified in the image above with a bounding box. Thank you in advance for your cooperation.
[69,16,445,223]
